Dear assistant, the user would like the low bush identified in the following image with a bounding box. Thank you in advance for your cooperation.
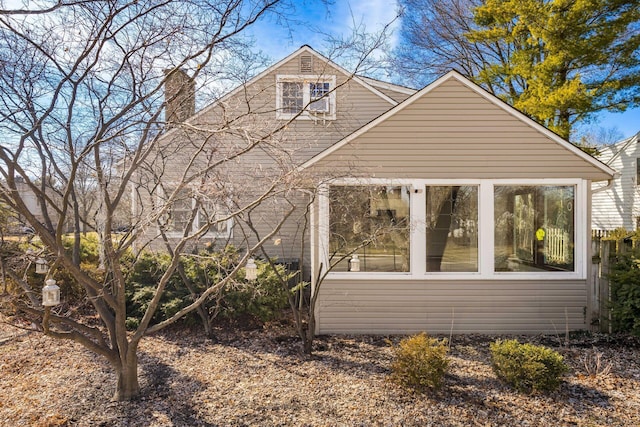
[0,239,91,306]
[62,232,101,264]
[125,247,290,328]
[390,333,449,392]
[608,252,640,336]
[490,339,568,393]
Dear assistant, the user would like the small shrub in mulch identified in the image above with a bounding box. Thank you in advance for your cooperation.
[390,333,450,392]
[490,339,568,394]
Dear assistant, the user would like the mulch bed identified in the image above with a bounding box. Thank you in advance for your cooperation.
[1,316,639,426]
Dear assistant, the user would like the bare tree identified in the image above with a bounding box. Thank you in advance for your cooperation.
[0,0,404,400]
[0,0,297,401]
[393,0,487,87]
[575,125,625,152]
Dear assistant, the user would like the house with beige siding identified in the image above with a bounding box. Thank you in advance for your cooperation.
[144,46,615,335]
[592,132,640,232]
[136,45,413,261]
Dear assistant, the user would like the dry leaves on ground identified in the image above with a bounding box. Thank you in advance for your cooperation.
[1,318,639,426]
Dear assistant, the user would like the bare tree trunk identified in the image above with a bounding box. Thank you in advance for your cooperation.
[303,329,313,355]
[114,348,140,401]
[71,189,82,266]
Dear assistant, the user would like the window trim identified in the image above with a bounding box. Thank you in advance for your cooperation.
[159,185,233,239]
[276,74,337,120]
[320,178,587,281]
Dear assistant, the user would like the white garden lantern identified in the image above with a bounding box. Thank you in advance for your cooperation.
[42,279,60,307]
[245,258,258,281]
[35,258,48,275]
[349,254,360,272]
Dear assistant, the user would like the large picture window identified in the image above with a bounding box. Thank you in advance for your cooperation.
[329,185,410,272]
[426,186,478,272]
[323,180,581,278]
[494,185,574,272]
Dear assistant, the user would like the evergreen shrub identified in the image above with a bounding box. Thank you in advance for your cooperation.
[390,333,450,391]
[608,252,640,336]
[490,339,568,393]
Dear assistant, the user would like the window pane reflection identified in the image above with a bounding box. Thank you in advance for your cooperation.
[426,186,478,272]
[495,186,574,272]
[329,185,410,272]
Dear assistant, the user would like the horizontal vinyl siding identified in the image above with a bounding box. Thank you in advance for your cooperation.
[316,279,588,335]
[592,140,637,230]
[374,87,414,103]
[311,79,611,181]
[179,53,395,166]
[144,51,399,253]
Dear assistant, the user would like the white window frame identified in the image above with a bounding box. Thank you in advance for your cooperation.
[160,186,233,239]
[276,75,337,120]
[320,178,587,281]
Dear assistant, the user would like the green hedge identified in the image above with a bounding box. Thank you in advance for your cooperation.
[125,246,290,328]
[608,252,640,335]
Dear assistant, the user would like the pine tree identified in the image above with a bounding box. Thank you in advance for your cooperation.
[396,0,640,139]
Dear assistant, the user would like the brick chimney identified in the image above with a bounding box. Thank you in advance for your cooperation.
[164,69,195,127]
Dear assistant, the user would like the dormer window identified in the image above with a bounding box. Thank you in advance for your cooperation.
[276,75,336,120]
[309,82,331,112]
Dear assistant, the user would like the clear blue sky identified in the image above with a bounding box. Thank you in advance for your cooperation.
[249,0,639,141]
[593,110,639,140]
[249,0,399,58]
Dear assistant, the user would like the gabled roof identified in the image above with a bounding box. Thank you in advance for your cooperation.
[357,75,417,96]
[299,70,617,179]
[162,45,400,136]
[600,132,640,166]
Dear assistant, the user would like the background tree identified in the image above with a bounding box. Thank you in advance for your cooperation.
[394,0,640,140]
[575,124,625,153]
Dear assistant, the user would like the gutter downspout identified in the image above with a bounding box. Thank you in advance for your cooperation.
[591,173,618,194]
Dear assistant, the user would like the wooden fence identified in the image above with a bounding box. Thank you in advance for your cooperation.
[547,227,570,264]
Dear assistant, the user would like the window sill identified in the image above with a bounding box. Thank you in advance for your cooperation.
[276,112,336,121]
[325,271,584,280]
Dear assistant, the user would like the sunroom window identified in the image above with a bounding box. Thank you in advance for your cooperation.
[323,180,581,278]
[426,186,478,272]
[329,185,410,272]
[494,185,574,272]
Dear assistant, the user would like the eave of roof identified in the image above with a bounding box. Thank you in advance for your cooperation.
[298,70,617,180]
[602,132,640,166]
[356,75,417,96]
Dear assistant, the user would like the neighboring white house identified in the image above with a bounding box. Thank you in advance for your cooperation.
[9,177,60,233]
[13,178,40,219]
[592,132,640,231]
